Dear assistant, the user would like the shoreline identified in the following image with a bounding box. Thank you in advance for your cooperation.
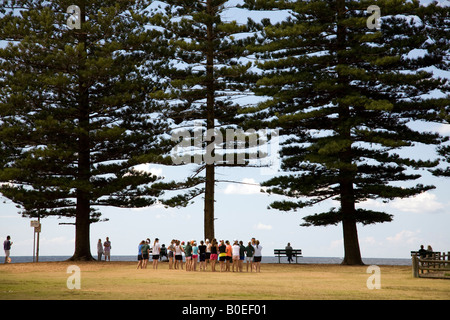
[0,255,412,266]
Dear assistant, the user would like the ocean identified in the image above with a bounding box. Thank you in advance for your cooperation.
[2,255,412,265]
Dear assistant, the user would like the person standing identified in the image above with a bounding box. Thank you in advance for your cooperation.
[137,240,145,269]
[97,239,103,261]
[184,240,193,271]
[141,239,150,269]
[232,240,240,272]
[205,239,211,268]
[103,237,111,261]
[210,239,218,272]
[253,240,263,272]
[198,240,207,271]
[225,240,232,272]
[152,238,161,269]
[245,241,255,272]
[174,240,184,270]
[218,240,226,272]
[239,241,246,272]
[3,236,12,264]
[168,240,175,270]
[192,241,199,271]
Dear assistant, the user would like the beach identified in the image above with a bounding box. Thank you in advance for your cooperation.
[0,261,448,300]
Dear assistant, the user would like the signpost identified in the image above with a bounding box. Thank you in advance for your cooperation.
[30,220,41,262]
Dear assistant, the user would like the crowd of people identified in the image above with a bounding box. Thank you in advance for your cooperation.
[137,237,263,272]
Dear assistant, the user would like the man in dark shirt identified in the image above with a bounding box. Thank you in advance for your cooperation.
[418,245,427,258]
[285,242,294,263]
[3,236,12,263]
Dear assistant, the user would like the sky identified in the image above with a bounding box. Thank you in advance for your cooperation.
[0,0,449,260]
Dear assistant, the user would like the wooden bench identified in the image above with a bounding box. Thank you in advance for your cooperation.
[274,249,302,263]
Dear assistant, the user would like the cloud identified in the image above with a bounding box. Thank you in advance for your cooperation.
[363,236,381,246]
[255,222,272,230]
[223,178,264,195]
[386,230,422,245]
[360,192,444,214]
[391,192,444,213]
[330,239,343,249]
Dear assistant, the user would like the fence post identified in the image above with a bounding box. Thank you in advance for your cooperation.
[412,254,419,278]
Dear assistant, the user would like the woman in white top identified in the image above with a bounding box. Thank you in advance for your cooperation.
[253,240,262,272]
[174,240,184,270]
[152,238,161,269]
[205,239,211,269]
[232,240,241,272]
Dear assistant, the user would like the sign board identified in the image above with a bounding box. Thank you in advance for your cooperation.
[30,220,40,227]
[34,226,41,233]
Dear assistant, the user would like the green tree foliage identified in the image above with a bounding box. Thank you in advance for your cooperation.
[0,0,189,260]
[242,0,449,264]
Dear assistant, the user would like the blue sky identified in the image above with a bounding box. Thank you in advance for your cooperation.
[1,0,449,259]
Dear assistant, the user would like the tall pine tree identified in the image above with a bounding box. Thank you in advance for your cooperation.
[151,0,257,240]
[0,0,181,260]
[243,0,448,264]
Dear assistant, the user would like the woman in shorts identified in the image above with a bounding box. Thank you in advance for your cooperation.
[141,240,150,269]
[225,240,232,272]
[232,240,240,272]
[198,240,207,271]
[253,240,263,272]
[210,239,219,272]
[245,241,255,272]
[192,241,199,271]
[137,240,145,269]
[205,239,211,267]
[174,240,184,270]
[152,238,161,269]
[218,240,227,272]
[168,240,175,270]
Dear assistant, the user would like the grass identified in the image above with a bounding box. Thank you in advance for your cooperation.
[0,261,449,300]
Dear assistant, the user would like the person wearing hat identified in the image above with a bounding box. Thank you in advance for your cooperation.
[192,241,199,271]
[152,238,161,269]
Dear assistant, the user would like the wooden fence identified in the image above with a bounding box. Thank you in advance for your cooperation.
[411,251,450,279]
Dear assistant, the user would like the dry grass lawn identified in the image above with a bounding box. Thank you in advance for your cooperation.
[0,261,449,300]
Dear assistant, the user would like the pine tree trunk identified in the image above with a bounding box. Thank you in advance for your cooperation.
[336,0,363,266]
[204,164,215,240]
[340,181,363,265]
[70,192,93,261]
[203,0,215,241]
[341,218,363,265]
[69,1,93,261]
